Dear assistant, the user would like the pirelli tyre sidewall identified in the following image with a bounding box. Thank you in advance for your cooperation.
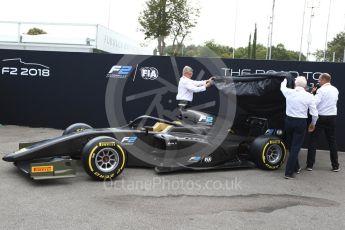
[63,123,92,135]
[250,136,286,170]
[82,136,126,181]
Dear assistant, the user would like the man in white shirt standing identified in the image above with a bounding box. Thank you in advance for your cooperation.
[176,66,213,108]
[280,76,318,179]
[307,73,340,172]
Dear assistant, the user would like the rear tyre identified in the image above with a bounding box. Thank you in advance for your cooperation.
[82,136,126,181]
[250,136,286,170]
[63,123,92,135]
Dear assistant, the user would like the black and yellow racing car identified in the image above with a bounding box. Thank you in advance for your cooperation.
[2,72,294,181]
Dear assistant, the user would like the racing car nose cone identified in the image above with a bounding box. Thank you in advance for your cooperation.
[2,154,13,162]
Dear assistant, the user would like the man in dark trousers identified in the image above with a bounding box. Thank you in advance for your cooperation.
[307,73,340,172]
[280,76,318,179]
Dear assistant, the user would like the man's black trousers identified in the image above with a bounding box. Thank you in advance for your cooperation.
[285,116,307,176]
[307,115,339,169]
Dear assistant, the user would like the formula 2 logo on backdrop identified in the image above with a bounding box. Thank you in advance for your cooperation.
[140,67,159,80]
[0,58,50,77]
[107,65,133,78]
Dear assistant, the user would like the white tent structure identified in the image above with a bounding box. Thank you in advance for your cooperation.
[0,21,153,55]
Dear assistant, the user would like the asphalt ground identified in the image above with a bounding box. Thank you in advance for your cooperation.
[0,125,344,230]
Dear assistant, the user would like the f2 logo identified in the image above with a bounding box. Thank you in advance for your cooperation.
[198,115,214,125]
[1,67,17,75]
[121,136,137,144]
[108,65,133,75]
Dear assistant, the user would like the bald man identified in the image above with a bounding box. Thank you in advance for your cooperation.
[307,73,339,172]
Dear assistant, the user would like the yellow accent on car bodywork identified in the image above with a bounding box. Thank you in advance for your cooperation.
[152,122,172,133]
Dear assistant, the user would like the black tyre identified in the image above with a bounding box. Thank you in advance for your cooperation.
[63,123,92,135]
[82,136,126,181]
[250,136,286,170]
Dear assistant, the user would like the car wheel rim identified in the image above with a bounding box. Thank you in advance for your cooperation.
[266,144,282,164]
[95,147,119,173]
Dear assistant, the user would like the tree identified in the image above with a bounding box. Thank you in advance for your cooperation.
[166,41,305,60]
[235,44,266,59]
[234,43,304,60]
[234,47,248,59]
[204,40,233,58]
[271,43,305,61]
[255,44,268,59]
[247,34,252,59]
[170,0,199,56]
[139,0,172,56]
[139,0,199,56]
[315,31,345,62]
[251,24,257,59]
[26,27,47,35]
[165,40,232,57]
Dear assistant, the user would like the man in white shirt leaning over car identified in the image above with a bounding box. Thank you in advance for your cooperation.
[280,76,318,179]
[176,66,213,108]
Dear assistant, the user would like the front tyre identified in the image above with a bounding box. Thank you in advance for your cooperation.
[82,136,126,181]
[250,136,286,170]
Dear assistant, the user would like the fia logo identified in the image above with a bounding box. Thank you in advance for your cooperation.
[198,115,214,125]
[107,65,133,78]
[140,67,159,80]
[121,135,137,145]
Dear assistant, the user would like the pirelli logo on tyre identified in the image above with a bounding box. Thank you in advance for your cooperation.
[31,166,54,173]
[269,140,281,144]
[98,142,116,147]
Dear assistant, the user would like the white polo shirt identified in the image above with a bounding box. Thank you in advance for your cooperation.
[314,83,338,116]
[176,76,206,102]
[280,79,318,124]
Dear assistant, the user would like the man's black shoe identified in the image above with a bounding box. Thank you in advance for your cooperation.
[284,175,295,179]
[332,167,340,172]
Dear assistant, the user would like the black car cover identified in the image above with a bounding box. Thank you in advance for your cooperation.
[214,72,295,129]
